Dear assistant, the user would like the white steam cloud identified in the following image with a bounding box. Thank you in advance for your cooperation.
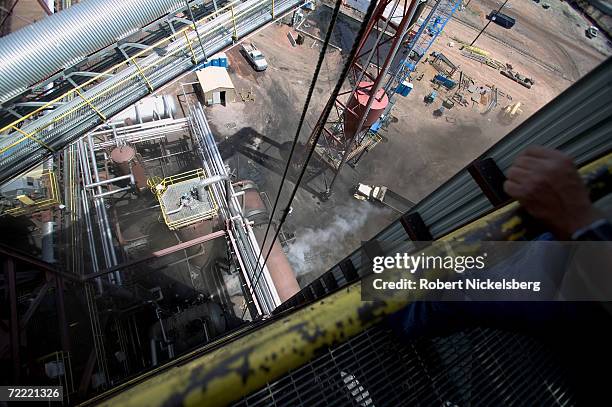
[286,201,387,279]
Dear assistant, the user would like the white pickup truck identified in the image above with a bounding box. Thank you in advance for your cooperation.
[241,42,268,71]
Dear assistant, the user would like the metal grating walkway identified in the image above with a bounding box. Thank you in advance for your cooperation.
[232,325,575,407]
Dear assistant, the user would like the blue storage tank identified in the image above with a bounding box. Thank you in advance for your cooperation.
[197,53,229,69]
[216,52,228,68]
[396,80,413,97]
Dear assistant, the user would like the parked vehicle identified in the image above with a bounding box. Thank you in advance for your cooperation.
[241,42,268,71]
[424,90,437,104]
[586,26,599,39]
[487,11,516,29]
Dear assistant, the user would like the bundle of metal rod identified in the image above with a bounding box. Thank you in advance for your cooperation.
[92,118,189,150]
[0,0,307,183]
[77,136,122,285]
[187,103,281,316]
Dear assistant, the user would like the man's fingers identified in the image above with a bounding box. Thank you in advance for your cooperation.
[503,179,528,199]
[512,155,546,172]
[522,145,553,157]
[506,166,531,183]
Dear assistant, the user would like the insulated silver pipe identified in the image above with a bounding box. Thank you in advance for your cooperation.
[79,139,116,284]
[86,134,121,284]
[85,174,134,188]
[0,0,187,104]
[93,186,133,198]
[189,105,280,313]
[77,148,104,293]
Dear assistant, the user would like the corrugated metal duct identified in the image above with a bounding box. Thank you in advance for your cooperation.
[0,0,186,104]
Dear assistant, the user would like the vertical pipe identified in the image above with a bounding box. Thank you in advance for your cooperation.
[55,275,71,354]
[86,134,121,284]
[77,141,103,293]
[150,339,158,367]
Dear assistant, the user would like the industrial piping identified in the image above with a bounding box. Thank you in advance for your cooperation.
[0,0,187,104]
[235,180,300,302]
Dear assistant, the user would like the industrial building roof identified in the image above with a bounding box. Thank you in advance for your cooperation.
[196,66,235,93]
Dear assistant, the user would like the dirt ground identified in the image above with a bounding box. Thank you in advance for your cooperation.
[202,1,610,285]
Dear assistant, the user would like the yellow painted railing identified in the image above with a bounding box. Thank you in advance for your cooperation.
[3,170,61,216]
[154,168,219,230]
[0,0,280,155]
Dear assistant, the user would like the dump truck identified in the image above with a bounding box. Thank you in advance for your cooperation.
[353,183,414,213]
[241,42,268,71]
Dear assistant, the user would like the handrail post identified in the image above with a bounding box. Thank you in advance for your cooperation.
[184,31,198,64]
[231,6,237,41]
[74,89,106,120]
[130,58,154,91]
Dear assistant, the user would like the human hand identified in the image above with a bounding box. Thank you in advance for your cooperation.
[503,146,600,239]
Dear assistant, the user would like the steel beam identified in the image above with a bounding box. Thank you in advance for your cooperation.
[4,258,20,383]
[20,280,51,328]
[83,230,227,280]
[0,243,81,283]
[55,274,70,353]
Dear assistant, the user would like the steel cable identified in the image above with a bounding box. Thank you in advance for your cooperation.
[243,0,379,318]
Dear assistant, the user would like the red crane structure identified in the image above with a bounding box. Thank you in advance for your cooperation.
[304,0,423,198]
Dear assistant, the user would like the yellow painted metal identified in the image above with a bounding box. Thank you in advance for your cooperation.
[94,152,612,407]
[74,88,107,120]
[153,168,219,230]
[16,195,35,205]
[4,170,62,216]
[183,30,198,64]
[231,6,238,40]
[0,0,290,156]
[272,0,275,18]
[130,58,154,91]
[1,126,55,154]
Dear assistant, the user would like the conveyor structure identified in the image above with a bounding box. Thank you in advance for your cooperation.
[0,0,305,184]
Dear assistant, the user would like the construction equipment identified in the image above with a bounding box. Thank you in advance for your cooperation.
[501,67,535,89]
[433,73,457,90]
[353,183,414,213]
[424,90,437,104]
[241,42,268,71]
[499,101,523,124]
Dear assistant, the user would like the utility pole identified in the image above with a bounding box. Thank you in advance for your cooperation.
[470,0,509,46]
